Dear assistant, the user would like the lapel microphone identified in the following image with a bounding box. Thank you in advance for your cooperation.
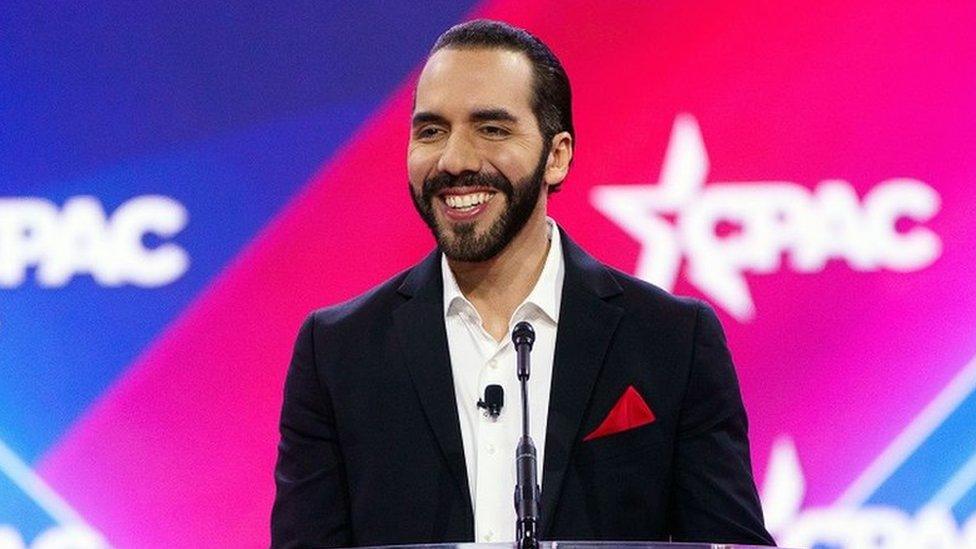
[477,384,504,419]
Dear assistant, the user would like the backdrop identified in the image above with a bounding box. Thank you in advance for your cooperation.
[2,1,975,547]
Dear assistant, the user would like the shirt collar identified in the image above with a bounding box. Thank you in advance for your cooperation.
[442,217,565,324]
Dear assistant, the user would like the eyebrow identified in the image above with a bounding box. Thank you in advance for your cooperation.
[411,111,447,127]
[469,108,519,124]
[411,108,520,127]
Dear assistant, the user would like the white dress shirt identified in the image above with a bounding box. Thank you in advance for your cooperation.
[442,218,565,543]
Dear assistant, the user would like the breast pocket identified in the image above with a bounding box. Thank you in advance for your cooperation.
[574,422,661,465]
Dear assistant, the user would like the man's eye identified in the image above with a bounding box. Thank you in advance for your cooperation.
[481,126,510,137]
[416,127,443,140]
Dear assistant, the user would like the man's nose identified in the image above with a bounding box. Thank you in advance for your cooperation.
[436,132,482,176]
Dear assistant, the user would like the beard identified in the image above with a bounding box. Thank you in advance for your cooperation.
[410,148,548,262]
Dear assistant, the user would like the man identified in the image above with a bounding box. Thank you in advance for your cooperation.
[272,19,774,548]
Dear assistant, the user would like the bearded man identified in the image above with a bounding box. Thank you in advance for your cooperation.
[272,19,774,548]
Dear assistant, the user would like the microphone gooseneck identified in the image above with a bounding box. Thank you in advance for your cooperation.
[512,321,540,549]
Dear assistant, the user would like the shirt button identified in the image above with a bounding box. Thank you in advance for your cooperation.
[488,359,497,369]
[483,530,494,542]
[487,444,496,455]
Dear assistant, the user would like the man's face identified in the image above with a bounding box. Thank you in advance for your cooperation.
[408,47,551,262]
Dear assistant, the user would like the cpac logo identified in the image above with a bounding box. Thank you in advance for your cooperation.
[591,115,942,321]
[0,525,106,549]
[0,438,108,548]
[0,195,189,288]
[761,437,976,548]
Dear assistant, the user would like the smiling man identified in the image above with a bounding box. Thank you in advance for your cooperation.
[272,20,774,548]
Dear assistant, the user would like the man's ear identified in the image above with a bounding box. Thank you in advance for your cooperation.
[544,131,574,188]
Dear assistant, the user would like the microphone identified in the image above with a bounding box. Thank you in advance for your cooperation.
[477,384,504,419]
[512,322,534,381]
[511,321,540,549]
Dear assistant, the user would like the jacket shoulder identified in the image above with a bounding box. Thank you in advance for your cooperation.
[306,267,412,331]
[603,264,710,322]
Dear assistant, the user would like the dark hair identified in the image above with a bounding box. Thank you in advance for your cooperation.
[430,19,574,192]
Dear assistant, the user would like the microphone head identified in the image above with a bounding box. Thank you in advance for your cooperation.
[512,321,535,349]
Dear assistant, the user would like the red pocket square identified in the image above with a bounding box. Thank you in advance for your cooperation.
[583,385,656,441]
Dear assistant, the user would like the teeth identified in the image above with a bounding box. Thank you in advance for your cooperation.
[444,192,493,210]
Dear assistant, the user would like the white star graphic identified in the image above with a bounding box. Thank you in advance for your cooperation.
[591,114,757,320]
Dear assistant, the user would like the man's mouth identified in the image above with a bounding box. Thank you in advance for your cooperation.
[437,189,498,219]
[442,191,496,211]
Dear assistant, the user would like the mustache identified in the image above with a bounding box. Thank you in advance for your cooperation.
[421,171,514,200]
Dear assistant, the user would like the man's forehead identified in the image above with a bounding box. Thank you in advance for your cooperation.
[414,47,534,114]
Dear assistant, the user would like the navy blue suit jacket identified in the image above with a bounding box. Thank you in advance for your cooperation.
[271,229,774,547]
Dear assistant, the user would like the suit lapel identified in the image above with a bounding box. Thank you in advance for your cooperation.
[391,232,622,536]
[540,231,623,537]
[392,251,474,520]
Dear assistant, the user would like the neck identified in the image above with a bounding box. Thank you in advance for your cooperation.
[447,211,551,338]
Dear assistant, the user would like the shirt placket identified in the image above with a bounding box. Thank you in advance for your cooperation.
[473,326,512,542]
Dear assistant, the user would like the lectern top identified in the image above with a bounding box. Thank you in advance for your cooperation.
[355,542,782,549]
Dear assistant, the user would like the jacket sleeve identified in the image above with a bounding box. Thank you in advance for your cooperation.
[669,302,776,546]
[271,313,353,548]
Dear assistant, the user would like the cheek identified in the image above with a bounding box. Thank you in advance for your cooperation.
[407,150,433,189]
[484,148,532,183]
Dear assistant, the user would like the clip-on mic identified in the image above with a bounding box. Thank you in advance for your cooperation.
[477,384,504,419]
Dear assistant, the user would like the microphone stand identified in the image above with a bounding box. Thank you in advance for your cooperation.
[512,321,540,549]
